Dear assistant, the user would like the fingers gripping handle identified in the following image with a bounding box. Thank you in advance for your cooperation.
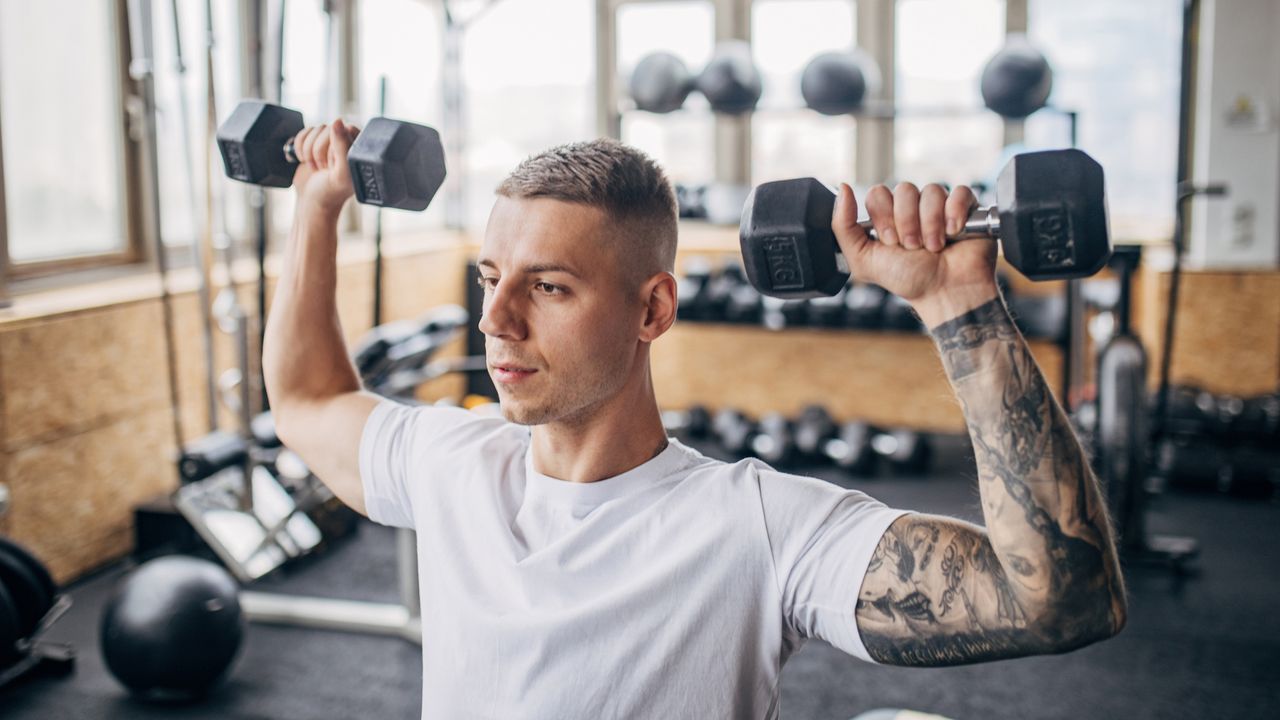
[856,205,1001,242]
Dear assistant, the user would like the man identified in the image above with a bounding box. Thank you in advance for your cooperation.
[263,118,1127,719]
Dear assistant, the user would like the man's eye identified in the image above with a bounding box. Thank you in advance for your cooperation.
[535,282,562,295]
[477,276,498,290]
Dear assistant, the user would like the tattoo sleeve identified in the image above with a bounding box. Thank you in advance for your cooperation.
[855,298,1127,666]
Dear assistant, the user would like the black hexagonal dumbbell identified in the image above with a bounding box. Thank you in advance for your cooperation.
[216,100,446,211]
[739,149,1112,298]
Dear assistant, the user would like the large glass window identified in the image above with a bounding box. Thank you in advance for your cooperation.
[894,0,1005,187]
[463,0,595,229]
[1026,0,1181,241]
[271,0,330,235]
[617,1,715,188]
[152,0,244,251]
[0,0,127,264]
[751,0,857,186]
[358,0,445,233]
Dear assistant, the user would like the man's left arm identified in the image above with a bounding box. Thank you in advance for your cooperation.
[854,290,1127,666]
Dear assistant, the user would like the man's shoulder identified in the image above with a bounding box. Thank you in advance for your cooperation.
[375,400,529,453]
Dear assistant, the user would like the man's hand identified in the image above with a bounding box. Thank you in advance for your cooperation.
[291,118,360,217]
[831,182,999,328]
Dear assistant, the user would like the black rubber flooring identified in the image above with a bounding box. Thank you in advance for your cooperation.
[4,436,1278,719]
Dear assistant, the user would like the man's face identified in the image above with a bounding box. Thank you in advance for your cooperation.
[477,196,644,426]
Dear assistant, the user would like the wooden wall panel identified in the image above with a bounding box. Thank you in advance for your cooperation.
[1137,267,1280,395]
[6,408,176,582]
[651,323,1064,433]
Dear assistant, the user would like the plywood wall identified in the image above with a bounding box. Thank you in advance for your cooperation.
[1137,266,1280,395]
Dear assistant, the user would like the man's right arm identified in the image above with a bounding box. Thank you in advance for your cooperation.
[262,119,377,516]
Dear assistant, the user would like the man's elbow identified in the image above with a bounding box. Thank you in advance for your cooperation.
[1034,589,1128,654]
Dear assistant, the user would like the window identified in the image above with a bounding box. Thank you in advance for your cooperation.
[617,1,716,188]
[751,0,857,186]
[357,0,446,233]
[1026,0,1182,241]
[894,0,1006,187]
[463,0,595,229]
[0,0,128,266]
[151,0,245,252]
[271,0,331,236]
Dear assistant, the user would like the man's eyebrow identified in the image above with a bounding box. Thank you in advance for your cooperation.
[476,258,583,279]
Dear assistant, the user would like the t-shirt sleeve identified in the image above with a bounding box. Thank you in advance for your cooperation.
[358,398,487,529]
[754,463,911,663]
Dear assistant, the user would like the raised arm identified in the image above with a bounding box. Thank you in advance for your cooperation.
[831,181,1127,666]
[261,119,379,515]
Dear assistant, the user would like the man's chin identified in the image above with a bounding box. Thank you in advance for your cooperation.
[498,399,547,426]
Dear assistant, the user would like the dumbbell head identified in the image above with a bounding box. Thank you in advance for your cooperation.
[801,50,879,116]
[697,41,763,115]
[216,100,305,188]
[348,117,447,211]
[739,177,846,298]
[981,36,1054,119]
[630,52,695,113]
[996,148,1110,280]
[793,405,837,456]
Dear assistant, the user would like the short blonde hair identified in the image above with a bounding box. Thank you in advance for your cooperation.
[496,138,677,286]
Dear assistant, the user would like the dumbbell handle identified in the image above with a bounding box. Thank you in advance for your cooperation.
[854,205,1000,243]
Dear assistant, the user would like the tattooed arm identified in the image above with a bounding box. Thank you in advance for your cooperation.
[854,294,1128,666]
[827,180,1127,667]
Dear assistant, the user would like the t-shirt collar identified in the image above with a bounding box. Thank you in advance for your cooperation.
[523,438,697,506]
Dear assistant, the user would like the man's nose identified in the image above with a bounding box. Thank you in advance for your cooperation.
[477,280,526,340]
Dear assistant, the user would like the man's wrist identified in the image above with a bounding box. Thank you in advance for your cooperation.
[296,197,347,226]
[912,282,1003,330]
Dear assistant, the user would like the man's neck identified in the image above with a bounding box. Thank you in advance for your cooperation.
[528,377,668,484]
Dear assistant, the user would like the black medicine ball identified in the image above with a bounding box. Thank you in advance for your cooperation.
[100,556,244,699]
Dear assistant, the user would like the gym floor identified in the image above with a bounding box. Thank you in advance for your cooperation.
[3,436,1277,720]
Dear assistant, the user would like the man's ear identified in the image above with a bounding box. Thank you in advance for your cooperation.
[638,271,678,343]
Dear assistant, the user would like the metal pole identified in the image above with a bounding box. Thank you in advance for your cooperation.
[1061,110,1083,409]
[373,75,387,327]
[442,5,465,229]
[171,0,220,433]
[128,0,188,457]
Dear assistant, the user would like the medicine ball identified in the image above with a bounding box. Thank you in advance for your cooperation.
[980,35,1053,118]
[629,51,695,113]
[697,41,763,115]
[100,556,244,699]
[801,50,879,115]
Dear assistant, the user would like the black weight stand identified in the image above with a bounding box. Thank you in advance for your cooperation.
[1095,246,1197,573]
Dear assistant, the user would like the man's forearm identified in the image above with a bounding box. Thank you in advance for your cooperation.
[928,296,1127,646]
[262,204,361,411]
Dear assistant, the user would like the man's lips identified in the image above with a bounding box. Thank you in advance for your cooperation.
[490,362,538,383]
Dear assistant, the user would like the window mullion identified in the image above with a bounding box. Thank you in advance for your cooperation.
[856,0,894,185]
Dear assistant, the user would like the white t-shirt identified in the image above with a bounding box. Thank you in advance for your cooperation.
[359,399,909,720]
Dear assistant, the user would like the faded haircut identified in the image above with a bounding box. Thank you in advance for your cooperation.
[495,138,678,287]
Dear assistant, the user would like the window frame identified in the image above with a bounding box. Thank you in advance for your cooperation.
[1,0,146,285]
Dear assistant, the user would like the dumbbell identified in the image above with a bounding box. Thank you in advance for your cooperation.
[794,406,877,475]
[629,42,762,116]
[662,405,712,441]
[711,409,757,457]
[217,100,446,211]
[844,283,887,329]
[794,405,932,474]
[740,149,1111,299]
[750,413,797,466]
